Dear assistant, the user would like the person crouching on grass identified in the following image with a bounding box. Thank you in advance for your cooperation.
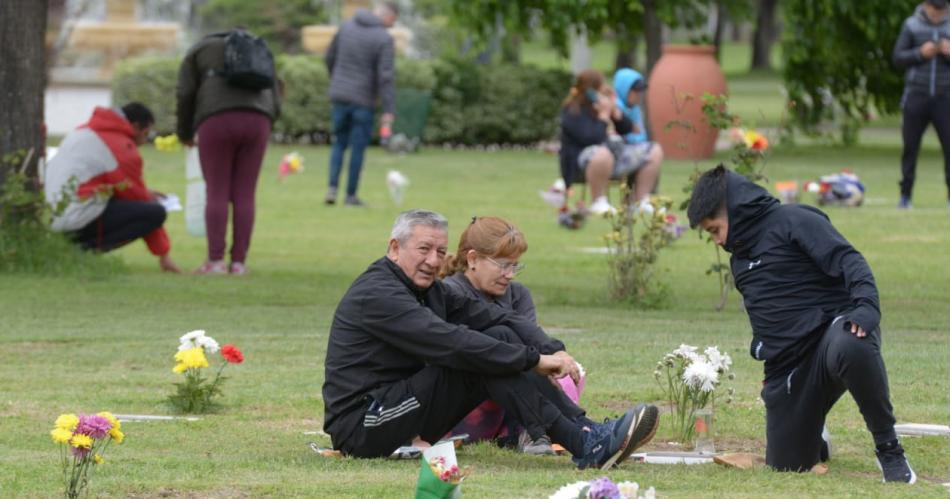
[687,165,915,483]
[321,209,659,469]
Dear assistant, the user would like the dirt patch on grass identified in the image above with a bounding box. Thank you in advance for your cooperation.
[643,437,765,454]
[0,339,79,354]
[128,488,251,499]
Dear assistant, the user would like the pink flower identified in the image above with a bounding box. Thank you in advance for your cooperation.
[75,414,112,439]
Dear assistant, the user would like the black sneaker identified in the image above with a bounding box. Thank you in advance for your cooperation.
[518,431,555,456]
[344,195,365,207]
[572,404,659,470]
[875,440,916,484]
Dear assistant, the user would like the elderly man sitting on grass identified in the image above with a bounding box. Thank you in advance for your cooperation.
[321,209,658,469]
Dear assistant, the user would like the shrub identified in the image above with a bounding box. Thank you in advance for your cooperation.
[110,55,572,145]
[273,54,331,143]
[0,162,124,276]
[426,59,572,145]
[112,56,180,135]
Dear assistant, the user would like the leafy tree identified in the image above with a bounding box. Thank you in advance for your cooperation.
[443,0,751,73]
[783,0,917,143]
[199,0,327,54]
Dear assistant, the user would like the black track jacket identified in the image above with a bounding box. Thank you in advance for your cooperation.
[722,172,881,380]
[322,257,565,445]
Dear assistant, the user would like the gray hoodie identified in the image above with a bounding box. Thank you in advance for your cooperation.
[893,5,950,97]
[326,10,395,114]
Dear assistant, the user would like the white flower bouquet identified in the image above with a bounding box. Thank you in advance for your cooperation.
[653,344,734,445]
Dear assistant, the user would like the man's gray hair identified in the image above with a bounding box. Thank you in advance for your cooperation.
[391,209,447,243]
[376,1,399,17]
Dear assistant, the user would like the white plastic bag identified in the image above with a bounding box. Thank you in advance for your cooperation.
[184,147,206,237]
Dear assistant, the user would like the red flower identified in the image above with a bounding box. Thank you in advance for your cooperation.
[221,344,244,364]
[750,136,769,151]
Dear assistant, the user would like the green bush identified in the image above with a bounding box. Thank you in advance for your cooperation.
[273,54,331,143]
[426,59,572,145]
[112,56,180,136]
[110,55,571,145]
[0,168,124,276]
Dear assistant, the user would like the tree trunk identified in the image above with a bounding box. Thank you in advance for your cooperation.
[501,33,522,64]
[643,0,663,75]
[751,0,779,70]
[1,0,48,189]
[731,20,743,42]
[614,25,639,71]
[713,1,725,62]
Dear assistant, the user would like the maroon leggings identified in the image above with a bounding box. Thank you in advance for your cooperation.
[197,110,271,263]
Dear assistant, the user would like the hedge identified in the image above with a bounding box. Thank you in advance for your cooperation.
[111,55,571,145]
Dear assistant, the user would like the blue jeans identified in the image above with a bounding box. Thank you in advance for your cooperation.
[328,102,375,197]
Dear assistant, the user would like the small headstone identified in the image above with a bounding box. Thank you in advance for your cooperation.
[895,423,950,437]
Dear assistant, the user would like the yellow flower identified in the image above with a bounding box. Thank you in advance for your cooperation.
[94,454,104,465]
[97,411,120,432]
[172,363,187,374]
[50,428,73,444]
[109,428,125,444]
[174,347,209,370]
[55,413,79,431]
[70,434,93,449]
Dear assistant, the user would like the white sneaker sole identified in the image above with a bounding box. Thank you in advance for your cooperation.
[876,457,917,484]
[599,408,642,471]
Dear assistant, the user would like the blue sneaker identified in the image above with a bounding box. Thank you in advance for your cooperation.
[898,196,912,209]
[572,404,659,470]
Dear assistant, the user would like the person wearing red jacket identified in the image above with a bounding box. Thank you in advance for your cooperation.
[44,103,181,273]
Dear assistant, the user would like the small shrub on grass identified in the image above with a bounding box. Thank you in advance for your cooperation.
[0,162,124,276]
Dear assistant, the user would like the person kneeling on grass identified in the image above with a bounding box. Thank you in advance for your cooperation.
[44,103,181,273]
[321,209,658,469]
[687,165,915,483]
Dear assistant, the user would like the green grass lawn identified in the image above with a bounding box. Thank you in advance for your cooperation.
[1,135,948,497]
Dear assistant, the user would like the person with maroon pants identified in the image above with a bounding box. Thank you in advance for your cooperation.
[176,29,281,275]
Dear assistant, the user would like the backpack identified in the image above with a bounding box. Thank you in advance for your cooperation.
[221,30,275,91]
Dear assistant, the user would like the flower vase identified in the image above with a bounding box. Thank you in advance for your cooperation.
[692,408,715,454]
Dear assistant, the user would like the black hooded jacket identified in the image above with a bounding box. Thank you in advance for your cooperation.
[722,173,881,380]
[321,257,565,446]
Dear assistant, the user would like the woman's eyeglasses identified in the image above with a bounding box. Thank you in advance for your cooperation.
[485,256,526,275]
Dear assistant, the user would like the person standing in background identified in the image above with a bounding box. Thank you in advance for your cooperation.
[893,0,950,209]
[176,28,281,275]
[324,2,398,207]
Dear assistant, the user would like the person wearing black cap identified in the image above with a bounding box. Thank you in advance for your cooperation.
[686,165,916,484]
[893,0,950,209]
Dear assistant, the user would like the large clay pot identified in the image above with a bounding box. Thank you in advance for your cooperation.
[646,45,728,160]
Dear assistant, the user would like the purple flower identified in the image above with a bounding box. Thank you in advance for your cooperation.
[75,414,112,439]
[71,446,91,459]
[587,477,620,499]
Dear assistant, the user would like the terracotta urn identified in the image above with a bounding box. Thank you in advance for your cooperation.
[646,45,728,160]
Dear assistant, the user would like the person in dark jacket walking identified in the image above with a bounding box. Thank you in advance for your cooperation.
[321,209,659,469]
[893,0,950,209]
[176,29,281,275]
[323,3,398,207]
[687,166,916,483]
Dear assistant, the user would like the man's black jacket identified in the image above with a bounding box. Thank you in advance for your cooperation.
[322,257,565,446]
[722,172,881,380]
